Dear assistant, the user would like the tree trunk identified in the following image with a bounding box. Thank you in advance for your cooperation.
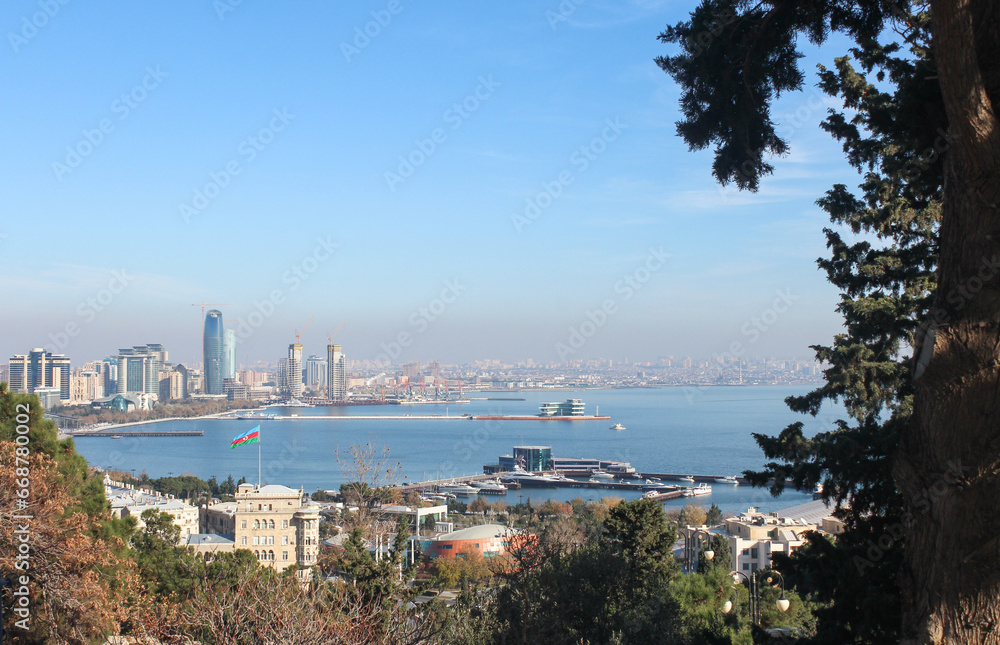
[896,0,1000,642]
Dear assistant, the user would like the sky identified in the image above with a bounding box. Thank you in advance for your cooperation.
[0,0,861,367]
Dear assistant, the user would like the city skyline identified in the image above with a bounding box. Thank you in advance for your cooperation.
[2,2,854,367]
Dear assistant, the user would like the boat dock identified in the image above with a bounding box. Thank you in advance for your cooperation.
[474,415,611,421]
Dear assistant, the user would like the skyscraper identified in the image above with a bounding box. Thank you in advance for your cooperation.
[204,310,224,395]
[222,329,236,381]
[8,349,71,401]
[327,344,347,401]
[305,355,327,391]
[116,345,162,395]
[287,343,303,398]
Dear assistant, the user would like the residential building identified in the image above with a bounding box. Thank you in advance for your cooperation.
[159,370,185,401]
[286,343,303,398]
[327,344,347,401]
[116,346,162,396]
[105,476,200,544]
[305,355,327,392]
[724,501,839,573]
[8,349,71,401]
[69,370,104,405]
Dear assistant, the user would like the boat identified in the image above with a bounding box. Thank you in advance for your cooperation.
[677,475,695,483]
[610,423,626,431]
[590,471,616,481]
[683,483,712,497]
[475,480,508,494]
[714,476,739,485]
[438,482,479,496]
[111,435,123,439]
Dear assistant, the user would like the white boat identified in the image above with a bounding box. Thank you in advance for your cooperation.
[438,482,479,496]
[590,471,616,481]
[683,483,712,497]
[610,423,626,431]
[677,475,695,483]
[714,476,739,485]
[475,480,508,494]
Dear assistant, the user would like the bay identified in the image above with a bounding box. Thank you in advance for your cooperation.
[75,385,841,515]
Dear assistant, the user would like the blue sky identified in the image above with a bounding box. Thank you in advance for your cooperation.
[1,0,858,367]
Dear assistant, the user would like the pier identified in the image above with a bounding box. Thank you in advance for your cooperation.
[69,430,204,437]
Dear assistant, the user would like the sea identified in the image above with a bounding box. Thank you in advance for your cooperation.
[73,386,843,516]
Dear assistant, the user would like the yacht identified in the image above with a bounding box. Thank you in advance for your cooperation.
[683,483,712,497]
[474,480,508,494]
[438,482,479,496]
[677,475,696,483]
[610,423,626,431]
[590,471,616,481]
[714,475,739,485]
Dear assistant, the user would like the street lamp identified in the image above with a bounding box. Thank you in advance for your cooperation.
[721,569,790,625]
[683,527,715,573]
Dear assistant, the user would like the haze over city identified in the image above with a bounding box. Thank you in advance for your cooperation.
[1,1,854,366]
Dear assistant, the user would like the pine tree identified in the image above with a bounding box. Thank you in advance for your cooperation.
[656,1,999,642]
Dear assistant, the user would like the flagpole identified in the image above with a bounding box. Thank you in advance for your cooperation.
[258,424,261,488]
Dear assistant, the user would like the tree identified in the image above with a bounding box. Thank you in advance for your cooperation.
[656,1,1000,642]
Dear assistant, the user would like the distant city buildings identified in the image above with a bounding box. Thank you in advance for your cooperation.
[8,348,71,403]
[327,343,346,401]
[305,355,327,391]
[203,309,224,395]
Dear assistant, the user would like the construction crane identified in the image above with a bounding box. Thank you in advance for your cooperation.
[192,302,231,317]
[327,320,345,345]
[294,316,315,345]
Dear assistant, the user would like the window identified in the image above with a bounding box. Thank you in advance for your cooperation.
[269,536,274,545]
[750,548,759,559]
[269,520,275,529]
[241,520,247,529]
[742,562,750,571]
[283,551,288,561]
[254,520,260,529]
[254,550,260,559]
[741,548,750,556]
[241,536,247,546]
[282,520,288,529]
[283,536,289,545]
[253,536,259,545]
[442,545,453,550]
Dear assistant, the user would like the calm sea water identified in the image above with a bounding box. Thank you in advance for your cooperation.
[74,386,841,515]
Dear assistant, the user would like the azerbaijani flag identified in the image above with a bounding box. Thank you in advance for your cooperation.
[230,426,260,449]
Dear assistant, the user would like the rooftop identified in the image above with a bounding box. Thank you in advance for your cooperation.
[186,533,235,546]
[435,524,523,542]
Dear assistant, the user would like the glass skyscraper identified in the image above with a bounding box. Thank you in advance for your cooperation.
[203,310,224,395]
[222,329,236,381]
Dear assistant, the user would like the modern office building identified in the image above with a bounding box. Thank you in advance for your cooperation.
[116,346,162,395]
[222,329,236,381]
[8,349,71,401]
[538,399,586,416]
[305,355,327,391]
[203,310,224,395]
[327,344,347,401]
[286,343,303,398]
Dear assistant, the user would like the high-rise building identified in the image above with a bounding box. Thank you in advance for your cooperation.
[8,349,71,401]
[203,310,224,395]
[222,329,236,381]
[327,344,347,401]
[116,346,162,395]
[305,355,327,391]
[286,343,303,398]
